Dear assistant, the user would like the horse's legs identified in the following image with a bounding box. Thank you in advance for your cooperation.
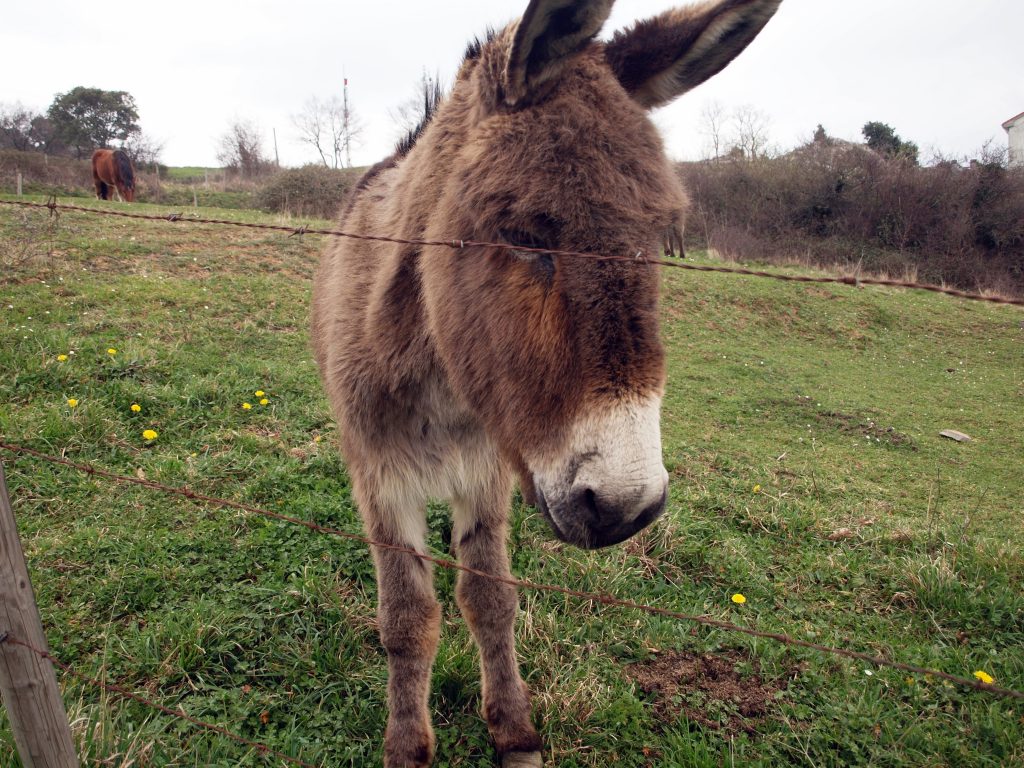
[94,179,108,200]
[453,479,542,767]
[356,473,441,768]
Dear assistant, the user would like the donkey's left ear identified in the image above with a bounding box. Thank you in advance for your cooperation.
[506,0,616,107]
[606,0,782,110]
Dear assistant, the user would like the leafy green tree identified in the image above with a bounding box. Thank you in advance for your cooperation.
[47,87,140,158]
[862,121,919,164]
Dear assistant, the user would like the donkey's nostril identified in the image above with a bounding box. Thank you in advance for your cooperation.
[580,488,600,524]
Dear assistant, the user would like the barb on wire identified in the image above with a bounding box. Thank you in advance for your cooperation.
[1,198,1022,308]
[44,195,59,221]
[0,633,319,768]
[1,440,1021,702]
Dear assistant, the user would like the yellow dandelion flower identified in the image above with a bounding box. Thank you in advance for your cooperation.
[973,670,994,685]
[753,484,762,494]
[57,354,69,362]
[142,429,158,441]
[242,402,252,410]
[731,593,747,604]
[67,398,79,408]
[313,435,322,443]
[254,390,265,397]
[259,398,269,406]
[107,348,117,356]
[131,403,142,413]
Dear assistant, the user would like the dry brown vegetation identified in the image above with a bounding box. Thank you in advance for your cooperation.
[5,145,1024,297]
[680,142,1024,298]
[0,150,360,219]
[255,165,362,219]
[0,150,92,195]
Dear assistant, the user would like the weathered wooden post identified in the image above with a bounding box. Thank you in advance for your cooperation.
[16,173,22,197]
[0,460,79,767]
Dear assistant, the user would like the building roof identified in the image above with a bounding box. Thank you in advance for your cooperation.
[1003,111,1024,130]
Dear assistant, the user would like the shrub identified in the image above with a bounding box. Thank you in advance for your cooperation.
[254,165,360,219]
[679,145,1024,297]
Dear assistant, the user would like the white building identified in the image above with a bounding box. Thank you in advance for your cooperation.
[1004,111,1024,167]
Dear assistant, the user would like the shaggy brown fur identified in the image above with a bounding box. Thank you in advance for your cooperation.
[311,1,781,765]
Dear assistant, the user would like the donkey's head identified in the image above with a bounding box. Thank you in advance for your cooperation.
[418,0,781,548]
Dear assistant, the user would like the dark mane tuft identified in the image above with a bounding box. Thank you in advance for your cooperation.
[395,77,445,159]
[395,28,498,159]
[463,27,497,62]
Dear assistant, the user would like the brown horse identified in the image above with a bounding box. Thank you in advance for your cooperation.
[91,148,135,202]
[311,1,781,765]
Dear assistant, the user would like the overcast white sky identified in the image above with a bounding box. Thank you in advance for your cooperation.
[3,0,1022,168]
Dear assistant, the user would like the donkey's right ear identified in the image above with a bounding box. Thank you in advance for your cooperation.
[606,0,782,110]
[505,0,615,107]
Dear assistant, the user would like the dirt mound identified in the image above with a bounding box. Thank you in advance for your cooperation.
[627,649,788,735]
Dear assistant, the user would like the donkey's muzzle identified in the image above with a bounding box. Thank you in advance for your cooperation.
[536,481,667,549]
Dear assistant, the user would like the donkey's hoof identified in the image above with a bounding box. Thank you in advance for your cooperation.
[501,751,543,768]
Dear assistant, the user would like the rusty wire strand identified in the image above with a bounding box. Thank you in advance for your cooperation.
[1,441,1021,702]
[2,198,1022,307]
[0,632,319,768]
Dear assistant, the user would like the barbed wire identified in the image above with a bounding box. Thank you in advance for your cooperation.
[2,440,1021,703]
[1,197,1022,308]
[0,632,319,767]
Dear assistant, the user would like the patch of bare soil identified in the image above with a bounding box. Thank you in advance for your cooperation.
[794,395,915,449]
[627,649,787,735]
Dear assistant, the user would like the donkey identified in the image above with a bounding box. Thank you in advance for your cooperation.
[311,1,781,765]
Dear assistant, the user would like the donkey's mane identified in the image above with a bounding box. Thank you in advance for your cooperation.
[462,28,496,64]
[395,77,446,160]
[343,29,498,220]
[394,27,495,159]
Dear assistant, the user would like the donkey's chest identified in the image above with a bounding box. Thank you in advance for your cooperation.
[355,366,497,504]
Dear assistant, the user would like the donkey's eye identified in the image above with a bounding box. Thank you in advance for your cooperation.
[498,229,555,262]
[499,229,549,251]
[498,229,556,280]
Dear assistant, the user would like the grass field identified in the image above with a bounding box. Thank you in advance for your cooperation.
[1,195,1022,767]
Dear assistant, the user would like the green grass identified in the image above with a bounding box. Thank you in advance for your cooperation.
[145,186,257,210]
[1,194,1022,767]
[164,166,225,181]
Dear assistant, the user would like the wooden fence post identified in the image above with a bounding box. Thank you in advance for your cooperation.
[16,173,22,197]
[0,460,79,767]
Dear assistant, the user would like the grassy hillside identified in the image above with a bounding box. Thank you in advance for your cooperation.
[1,195,1022,767]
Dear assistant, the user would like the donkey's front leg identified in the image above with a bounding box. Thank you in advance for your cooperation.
[453,488,542,767]
[363,504,442,768]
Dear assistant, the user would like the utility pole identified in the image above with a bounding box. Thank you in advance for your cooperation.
[273,127,280,168]
[343,74,352,169]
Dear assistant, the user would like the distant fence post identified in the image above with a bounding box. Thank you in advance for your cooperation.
[0,460,80,768]
[16,173,22,197]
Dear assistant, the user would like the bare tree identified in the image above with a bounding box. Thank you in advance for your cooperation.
[293,94,363,169]
[216,119,269,177]
[731,105,773,160]
[389,69,442,142]
[123,132,165,171]
[0,102,36,151]
[699,100,727,161]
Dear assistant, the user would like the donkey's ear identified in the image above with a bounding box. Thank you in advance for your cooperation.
[505,0,615,106]
[605,0,782,109]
